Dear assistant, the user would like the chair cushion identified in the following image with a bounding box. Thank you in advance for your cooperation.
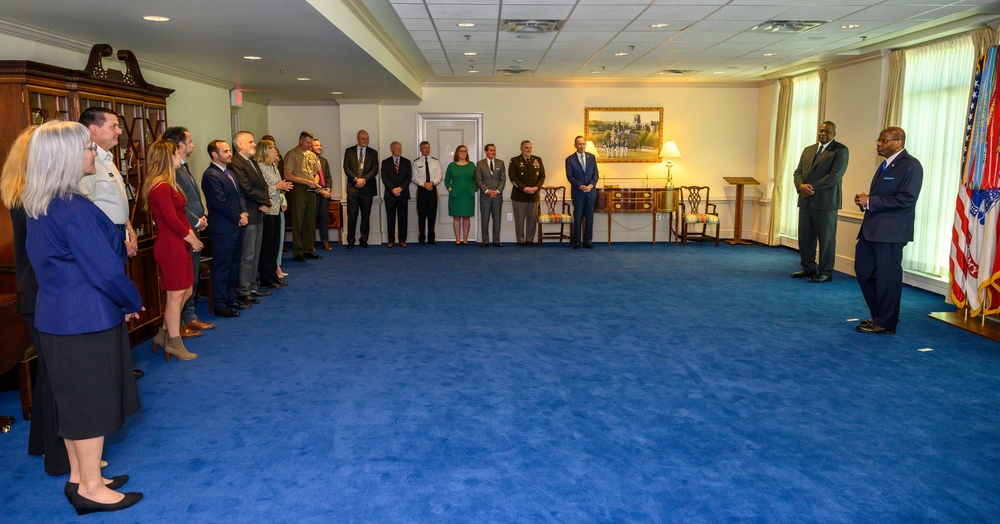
[538,213,573,224]
[684,213,719,224]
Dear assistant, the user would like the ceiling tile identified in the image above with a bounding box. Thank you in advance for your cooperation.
[612,31,679,43]
[572,5,648,19]
[636,5,722,20]
[561,20,630,32]
[390,4,430,18]
[500,5,574,18]
[400,18,435,31]
[777,5,870,20]
[705,5,792,22]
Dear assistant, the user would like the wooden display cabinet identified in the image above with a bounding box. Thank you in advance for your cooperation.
[0,44,174,345]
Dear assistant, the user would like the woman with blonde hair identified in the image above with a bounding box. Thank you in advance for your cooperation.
[254,138,292,287]
[23,119,143,514]
[142,139,203,360]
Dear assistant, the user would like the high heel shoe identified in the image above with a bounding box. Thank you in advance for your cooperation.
[150,326,167,353]
[164,335,198,361]
[70,491,143,515]
[64,475,129,502]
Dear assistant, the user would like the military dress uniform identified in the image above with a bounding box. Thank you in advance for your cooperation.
[508,155,546,245]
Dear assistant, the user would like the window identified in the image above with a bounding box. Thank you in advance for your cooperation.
[899,36,975,277]
[778,72,821,243]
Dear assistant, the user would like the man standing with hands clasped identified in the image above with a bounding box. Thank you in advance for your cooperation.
[791,121,849,282]
[853,126,923,335]
[475,143,505,247]
[343,130,378,248]
[508,140,545,246]
[412,141,443,245]
[565,135,599,249]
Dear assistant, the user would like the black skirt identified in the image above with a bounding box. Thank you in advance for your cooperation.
[38,322,140,440]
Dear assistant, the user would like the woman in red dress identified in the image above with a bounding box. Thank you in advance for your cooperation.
[141,140,203,361]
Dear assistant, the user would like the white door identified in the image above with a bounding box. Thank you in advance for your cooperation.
[418,113,483,241]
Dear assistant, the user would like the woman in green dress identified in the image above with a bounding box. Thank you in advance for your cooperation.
[445,145,476,245]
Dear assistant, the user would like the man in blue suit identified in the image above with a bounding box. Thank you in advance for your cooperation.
[565,135,599,249]
[853,127,923,335]
[201,140,249,318]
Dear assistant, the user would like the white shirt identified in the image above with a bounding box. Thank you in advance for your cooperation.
[78,145,129,225]
[411,155,443,186]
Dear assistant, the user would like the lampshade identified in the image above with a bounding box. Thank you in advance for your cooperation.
[660,141,681,159]
[585,140,598,155]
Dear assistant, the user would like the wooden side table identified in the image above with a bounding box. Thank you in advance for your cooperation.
[723,177,759,245]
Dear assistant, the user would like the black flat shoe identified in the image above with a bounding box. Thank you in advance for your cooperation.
[133,369,144,379]
[237,295,260,304]
[70,491,143,515]
[360,241,369,248]
[304,251,323,259]
[294,255,306,261]
[492,243,502,247]
[859,319,874,328]
[260,282,281,289]
[214,308,240,318]
[808,274,832,283]
[791,269,816,278]
[583,243,594,249]
[229,301,252,310]
[64,475,129,502]
[250,289,271,297]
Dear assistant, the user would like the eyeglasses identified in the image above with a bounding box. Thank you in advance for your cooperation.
[85,143,98,152]
[875,138,901,144]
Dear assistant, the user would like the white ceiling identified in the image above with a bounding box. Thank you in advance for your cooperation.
[0,0,998,102]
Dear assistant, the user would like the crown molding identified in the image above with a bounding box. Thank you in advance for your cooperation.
[0,17,233,90]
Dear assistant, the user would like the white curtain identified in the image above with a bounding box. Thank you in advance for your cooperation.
[899,36,975,276]
[777,72,821,242]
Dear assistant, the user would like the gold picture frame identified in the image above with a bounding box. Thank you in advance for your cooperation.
[585,107,664,163]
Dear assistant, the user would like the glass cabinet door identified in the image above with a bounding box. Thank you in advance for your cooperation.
[25,86,70,123]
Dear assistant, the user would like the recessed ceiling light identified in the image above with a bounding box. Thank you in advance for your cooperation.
[331,91,342,95]
[762,53,776,57]
[297,77,311,81]
[514,59,524,63]
[468,69,479,73]
[457,23,475,28]
[464,52,478,56]
[842,24,861,29]
[713,71,725,75]
[650,23,670,29]
[243,56,262,60]
[614,52,628,57]
[590,70,602,74]
[142,16,170,22]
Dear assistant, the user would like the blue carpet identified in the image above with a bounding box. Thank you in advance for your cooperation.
[1,242,998,522]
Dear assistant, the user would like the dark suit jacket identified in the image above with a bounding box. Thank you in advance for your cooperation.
[175,163,205,229]
[859,149,923,243]
[565,152,599,201]
[344,145,379,198]
[229,153,271,224]
[793,140,849,210]
[201,163,247,235]
[475,158,506,201]
[380,156,412,201]
[316,155,333,192]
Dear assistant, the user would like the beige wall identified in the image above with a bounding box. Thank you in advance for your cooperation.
[266,103,342,195]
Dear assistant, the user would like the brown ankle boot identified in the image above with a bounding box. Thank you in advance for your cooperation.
[151,326,167,353]
[164,335,198,361]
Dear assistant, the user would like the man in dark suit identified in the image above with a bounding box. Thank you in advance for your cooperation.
[312,139,335,250]
[229,131,272,304]
[380,141,411,247]
[201,140,249,318]
[475,143,505,247]
[343,129,378,248]
[162,126,214,336]
[792,121,850,282]
[509,140,545,246]
[565,135,599,249]
[853,126,923,335]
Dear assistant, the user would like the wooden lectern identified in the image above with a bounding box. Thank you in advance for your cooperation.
[723,177,759,245]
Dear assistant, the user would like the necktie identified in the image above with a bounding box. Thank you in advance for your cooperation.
[182,162,191,176]
[490,160,494,172]
[879,160,888,173]
[424,157,429,183]
[318,167,325,188]
[580,153,585,169]
[359,148,364,165]
[225,169,237,190]
[394,157,399,172]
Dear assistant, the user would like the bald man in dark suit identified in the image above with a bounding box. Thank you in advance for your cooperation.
[343,130,379,248]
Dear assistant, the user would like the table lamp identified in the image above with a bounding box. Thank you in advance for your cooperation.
[660,141,681,188]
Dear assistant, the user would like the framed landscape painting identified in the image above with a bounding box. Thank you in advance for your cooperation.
[585,107,663,163]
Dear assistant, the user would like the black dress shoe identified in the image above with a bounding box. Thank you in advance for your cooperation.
[481,242,488,248]
[250,289,271,297]
[275,279,288,287]
[583,243,594,249]
[419,239,425,245]
[70,491,143,516]
[347,243,355,249]
[215,308,240,318]
[859,319,874,328]
[493,242,502,247]
[65,475,130,502]
[294,255,306,262]
[808,274,832,283]
[237,295,260,304]
[229,301,252,310]
[260,282,281,289]
[856,324,895,335]
[304,251,323,259]
[428,240,436,245]
[133,369,144,379]
[360,241,369,248]
[572,243,580,249]
[791,269,816,278]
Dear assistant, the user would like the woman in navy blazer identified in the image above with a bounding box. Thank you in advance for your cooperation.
[22,120,144,515]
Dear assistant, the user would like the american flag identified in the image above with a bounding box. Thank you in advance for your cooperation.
[951,46,1000,316]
